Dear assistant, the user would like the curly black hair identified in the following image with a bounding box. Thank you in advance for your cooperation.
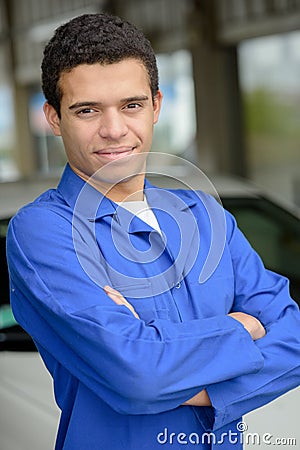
[41,13,159,116]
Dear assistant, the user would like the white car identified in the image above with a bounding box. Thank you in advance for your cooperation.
[1,172,299,449]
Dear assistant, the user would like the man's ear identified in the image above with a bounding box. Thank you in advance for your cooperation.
[43,102,61,136]
[153,90,163,125]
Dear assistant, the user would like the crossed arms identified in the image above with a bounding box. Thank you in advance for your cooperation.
[7,192,300,429]
[104,285,266,407]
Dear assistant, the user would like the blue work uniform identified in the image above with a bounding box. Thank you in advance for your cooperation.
[6,164,300,449]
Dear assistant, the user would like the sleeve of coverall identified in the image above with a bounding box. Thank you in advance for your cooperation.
[206,210,300,430]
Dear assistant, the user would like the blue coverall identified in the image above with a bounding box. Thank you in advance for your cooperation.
[6,164,300,449]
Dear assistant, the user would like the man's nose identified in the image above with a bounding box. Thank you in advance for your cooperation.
[98,110,128,139]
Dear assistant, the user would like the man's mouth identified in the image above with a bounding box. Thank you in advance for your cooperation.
[94,147,135,160]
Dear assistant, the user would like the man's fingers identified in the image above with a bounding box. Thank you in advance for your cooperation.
[229,312,266,340]
[104,285,140,319]
[104,285,124,298]
[104,286,124,305]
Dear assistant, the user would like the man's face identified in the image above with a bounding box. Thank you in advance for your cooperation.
[44,59,162,199]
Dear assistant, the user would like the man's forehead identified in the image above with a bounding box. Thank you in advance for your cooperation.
[58,59,151,99]
[59,58,148,81]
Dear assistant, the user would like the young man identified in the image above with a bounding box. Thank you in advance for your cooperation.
[7,13,300,450]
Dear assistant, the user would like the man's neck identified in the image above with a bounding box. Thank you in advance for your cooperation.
[79,172,145,202]
[69,162,147,203]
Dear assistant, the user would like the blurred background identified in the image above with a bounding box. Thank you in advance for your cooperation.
[1,3,300,449]
[0,0,300,206]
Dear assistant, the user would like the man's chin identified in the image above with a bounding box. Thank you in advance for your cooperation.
[90,153,148,187]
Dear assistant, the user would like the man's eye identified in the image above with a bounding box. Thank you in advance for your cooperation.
[126,103,141,109]
[78,108,96,115]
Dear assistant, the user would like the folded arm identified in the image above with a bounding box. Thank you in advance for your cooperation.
[7,206,264,416]
[105,286,266,407]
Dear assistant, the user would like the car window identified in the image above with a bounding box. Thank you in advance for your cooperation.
[0,304,17,328]
[0,217,36,350]
[0,218,13,326]
[223,197,300,304]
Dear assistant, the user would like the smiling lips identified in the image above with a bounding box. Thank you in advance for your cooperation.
[94,147,135,161]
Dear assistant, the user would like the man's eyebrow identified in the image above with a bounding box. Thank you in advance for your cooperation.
[120,95,149,103]
[68,96,149,111]
[69,101,100,111]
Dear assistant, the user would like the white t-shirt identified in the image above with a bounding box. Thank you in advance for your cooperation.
[117,196,161,234]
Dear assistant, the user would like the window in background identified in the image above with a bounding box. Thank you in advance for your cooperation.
[0,44,19,181]
[153,49,197,162]
[238,32,300,207]
[28,90,66,175]
[224,197,300,302]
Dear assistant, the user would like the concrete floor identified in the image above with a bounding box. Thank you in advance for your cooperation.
[244,386,299,449]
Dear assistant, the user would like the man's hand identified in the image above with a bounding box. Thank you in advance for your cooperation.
[104,285,140,319]
[228,312,266,340]
[182,389,211,407]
